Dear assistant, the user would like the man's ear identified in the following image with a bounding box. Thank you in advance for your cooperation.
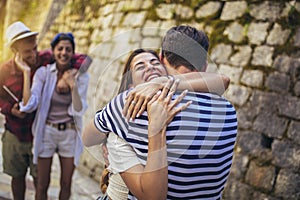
[159,52,164,63]
[201,63,208,72]
[11,47,17,54]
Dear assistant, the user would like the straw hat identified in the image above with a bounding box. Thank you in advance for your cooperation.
[5,21,38,47]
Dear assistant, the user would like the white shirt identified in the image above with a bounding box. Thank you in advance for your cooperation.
[20,63,89,165]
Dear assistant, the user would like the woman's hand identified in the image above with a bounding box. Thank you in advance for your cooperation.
[123,76,172,121]
[56,78,70,93]
[62,69,78,90]
[147,79,192,137]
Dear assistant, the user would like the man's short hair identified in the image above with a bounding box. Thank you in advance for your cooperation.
[161,25,209,71]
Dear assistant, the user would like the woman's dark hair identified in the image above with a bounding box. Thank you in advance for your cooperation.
[50,32,75,53]
[118,49,160,94]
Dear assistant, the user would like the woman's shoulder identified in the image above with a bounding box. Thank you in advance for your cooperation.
[34,64,53,79]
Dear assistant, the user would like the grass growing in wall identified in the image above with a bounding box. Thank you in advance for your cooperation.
[270,4,300,57]
[206,20,232,53]
[146,6,159,21]
[69,0,102,16]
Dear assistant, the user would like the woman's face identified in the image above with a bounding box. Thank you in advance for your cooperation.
[130,52,167,86]
[53,40,74,68]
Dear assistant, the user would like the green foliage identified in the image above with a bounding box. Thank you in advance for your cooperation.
[272,2,300,57]
[206,20,231,51]
[18,0,39,20]
[239,12,253,26]
[153,0,203,8]
[287,4,300,27]
[147,7,159,21]
[69,0,102,15]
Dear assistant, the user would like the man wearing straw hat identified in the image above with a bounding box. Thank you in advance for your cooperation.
[0,21,91,200]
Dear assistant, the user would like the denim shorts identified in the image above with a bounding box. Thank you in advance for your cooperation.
[1,130,37,178]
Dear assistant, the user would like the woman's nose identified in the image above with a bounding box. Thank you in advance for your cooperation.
[146,63,155,71]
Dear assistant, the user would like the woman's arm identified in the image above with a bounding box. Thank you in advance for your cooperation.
[120,128,168,200]
[63,69,83,112]
[82,120,107,146]
[123,71,229,121]
[119,80,191,200]
[173,71,230,95]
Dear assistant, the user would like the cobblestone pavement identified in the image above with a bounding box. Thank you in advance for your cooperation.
[0,129,103,200]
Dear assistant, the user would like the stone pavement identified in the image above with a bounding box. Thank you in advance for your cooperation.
[0,128,103,200]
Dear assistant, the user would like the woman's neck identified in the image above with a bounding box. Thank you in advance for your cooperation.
[57,63,72,73]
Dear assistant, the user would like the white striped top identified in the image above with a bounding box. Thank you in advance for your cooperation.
[95,91,238,200]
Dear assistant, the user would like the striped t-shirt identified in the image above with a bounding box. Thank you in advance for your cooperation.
[95,90,238,199]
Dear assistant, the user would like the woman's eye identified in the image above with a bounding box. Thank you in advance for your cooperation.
[66,47,72,52]
[136,65,145,71]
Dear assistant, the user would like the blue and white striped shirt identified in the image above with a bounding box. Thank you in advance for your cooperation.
[95,90,237,199]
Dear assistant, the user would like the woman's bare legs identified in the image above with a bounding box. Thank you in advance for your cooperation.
[35,157,52,200]
[59,156,75,200]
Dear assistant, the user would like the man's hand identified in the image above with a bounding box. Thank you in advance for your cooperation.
[15,53,31,73]
[11,103,26,118]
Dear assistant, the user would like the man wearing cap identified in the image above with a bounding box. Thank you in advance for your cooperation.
[0,21,91,200]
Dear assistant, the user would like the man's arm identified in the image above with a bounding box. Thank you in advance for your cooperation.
[0,63,13,115]
[39,50,93,72]
[0,83,13,115]
[72,53,93,72]
[14,53,32,106]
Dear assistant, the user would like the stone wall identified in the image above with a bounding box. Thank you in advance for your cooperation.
[6,0,300,199]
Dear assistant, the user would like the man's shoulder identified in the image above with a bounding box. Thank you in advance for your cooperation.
[0,59,14,72]
[185,91,228,101]
[37,50,55,66]
[0,59,14,67]
[99,91,128,114]
[184,91,236,110]
[110,91,128,105]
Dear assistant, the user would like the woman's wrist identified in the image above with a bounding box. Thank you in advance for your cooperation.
[153,76,169,89]
[148,123,166,138]
[69,80,77,91]
[167,75,175,84]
